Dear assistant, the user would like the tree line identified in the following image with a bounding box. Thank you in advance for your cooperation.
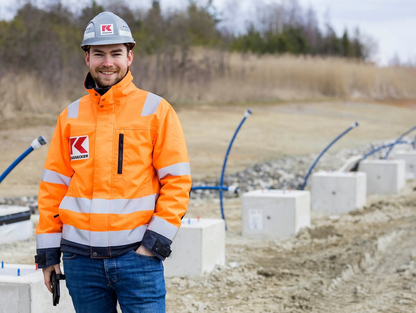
[227,1,369,58]
[0,0,371,100]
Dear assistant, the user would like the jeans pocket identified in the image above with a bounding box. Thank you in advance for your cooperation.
[131,249,159,260]
[62,252,78,260]
[128,250,164,274]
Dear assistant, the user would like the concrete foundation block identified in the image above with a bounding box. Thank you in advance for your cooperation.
[0,206,32,245]
[394,150,416,180]
[0,263,74,313]
[337,155,363,172]
[164,218,225,277]
[311,171,367,215]
[359,159,406,194]
[241,190,310,240]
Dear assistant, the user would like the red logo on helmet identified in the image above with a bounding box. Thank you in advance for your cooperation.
[101,24,114,35]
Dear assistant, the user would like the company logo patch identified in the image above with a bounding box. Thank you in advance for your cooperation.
[100,24,114,35]
[70,136,89,160]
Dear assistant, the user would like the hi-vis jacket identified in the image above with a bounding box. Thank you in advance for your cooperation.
[35,71,192,268]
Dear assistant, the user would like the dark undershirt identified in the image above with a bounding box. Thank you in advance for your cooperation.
[84,72,111,96]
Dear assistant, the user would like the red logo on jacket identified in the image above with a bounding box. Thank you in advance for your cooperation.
[70,136,89,160]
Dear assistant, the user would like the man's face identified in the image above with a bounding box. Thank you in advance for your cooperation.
[85,44,133,88]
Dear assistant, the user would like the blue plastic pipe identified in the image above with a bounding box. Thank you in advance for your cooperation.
[361,140,409,161]
[219,109,252,229]
[301,122,359,190]
[191,186,229,191]
[191,109,252,230]
[0,136,47,184]
[384,125,416,159]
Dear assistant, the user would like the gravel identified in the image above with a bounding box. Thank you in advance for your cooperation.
[0,139,413,208]
[191,139,405,199]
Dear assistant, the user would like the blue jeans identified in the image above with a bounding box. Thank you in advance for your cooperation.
[63,250,166,313]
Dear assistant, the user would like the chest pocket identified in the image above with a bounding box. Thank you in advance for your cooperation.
[113,128,156,197]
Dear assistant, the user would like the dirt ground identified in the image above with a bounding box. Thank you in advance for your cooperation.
[1,101,416,312]
[1,101,415,195]
[166,181,416,312]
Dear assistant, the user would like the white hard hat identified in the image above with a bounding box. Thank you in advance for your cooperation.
[81,12,135,51]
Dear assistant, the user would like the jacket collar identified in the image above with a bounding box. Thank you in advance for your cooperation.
[84,70,136,104]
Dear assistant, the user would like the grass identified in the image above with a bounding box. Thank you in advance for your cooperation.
[1,51,416,121]
[174,52,416,103]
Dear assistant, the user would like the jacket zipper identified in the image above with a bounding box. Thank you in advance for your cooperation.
[118,133,124,174]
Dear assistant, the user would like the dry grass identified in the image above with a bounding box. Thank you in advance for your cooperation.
[1,52,416,121]
[0,72,68,121]
[164,52,416,103]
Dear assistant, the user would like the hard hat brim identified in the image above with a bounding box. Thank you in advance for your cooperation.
[81,40,136,51]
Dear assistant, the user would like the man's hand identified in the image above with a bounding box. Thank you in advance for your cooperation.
[42,264,62,293]
[136,245,155,257]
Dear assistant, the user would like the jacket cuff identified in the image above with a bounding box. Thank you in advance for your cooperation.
[141,230,172,261]
[35,248,61,268]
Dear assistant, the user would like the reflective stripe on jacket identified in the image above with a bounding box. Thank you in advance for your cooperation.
[35,71,191,267]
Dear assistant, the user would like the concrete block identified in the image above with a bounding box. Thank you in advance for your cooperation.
[164,218,225,277]
[337,155,363,172]
[0,263,74,313]
[241,190,310,240]
[359,159,406,194]
[0,206,32,245]
[311,171,367,215]
[394,150,416,180]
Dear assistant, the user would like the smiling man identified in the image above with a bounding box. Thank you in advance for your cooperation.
[86,45,132,88]
[35,12,192,313]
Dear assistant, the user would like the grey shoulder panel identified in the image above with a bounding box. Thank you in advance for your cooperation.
[141,93,162,116]
[67,98,81,119]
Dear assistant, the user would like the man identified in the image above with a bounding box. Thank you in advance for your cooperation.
[35,12,192,312]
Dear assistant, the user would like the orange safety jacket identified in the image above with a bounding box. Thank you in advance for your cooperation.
[35,71,192,268]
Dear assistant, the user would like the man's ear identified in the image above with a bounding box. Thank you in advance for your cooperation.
[85,51,90,67]
[127,50,133,67]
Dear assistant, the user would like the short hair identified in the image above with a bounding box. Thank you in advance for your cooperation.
[85,44,131,54]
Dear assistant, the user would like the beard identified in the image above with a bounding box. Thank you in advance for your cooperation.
[92,67,125,88]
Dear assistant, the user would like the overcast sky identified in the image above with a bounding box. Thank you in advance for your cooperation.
[0,0,414,66]
[296,0,416,65]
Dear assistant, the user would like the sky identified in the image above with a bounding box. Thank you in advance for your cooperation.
[296,0,416,65]
[0,0,414,66]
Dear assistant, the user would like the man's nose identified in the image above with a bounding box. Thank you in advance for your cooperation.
[102,56,114,67]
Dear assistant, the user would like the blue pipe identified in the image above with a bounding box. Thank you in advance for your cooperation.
[384,125,416,159]
[361,141,409,161]
[219,109,252,230]
[301,122,359,190]
[191,186,229,191]
[0,147,33,184]
[191,109,252,230]
[0,136,48,184]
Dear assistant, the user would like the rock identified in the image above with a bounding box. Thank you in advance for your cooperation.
[190,141,385,200]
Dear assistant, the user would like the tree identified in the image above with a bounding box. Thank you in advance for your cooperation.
[341,29,352,57]
[322,25,341,56]
[188,1,220,47]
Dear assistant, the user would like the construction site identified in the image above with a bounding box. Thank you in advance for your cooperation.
[1,1,416,312]
[1,100,416,312]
